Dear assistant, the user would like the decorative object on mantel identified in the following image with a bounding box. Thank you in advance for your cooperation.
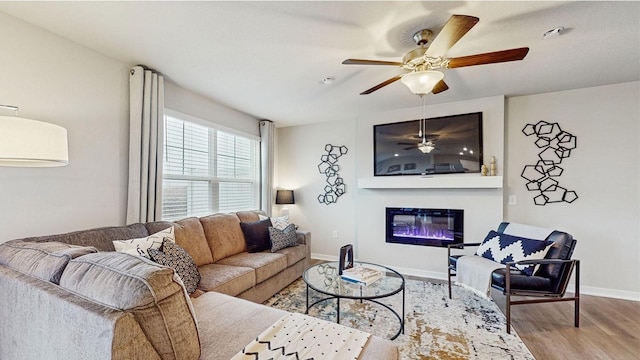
[481,164,488,176]
[489,156,497,176]
[0,104,68,167]
[521,121,578,205]
[317,144,348,205]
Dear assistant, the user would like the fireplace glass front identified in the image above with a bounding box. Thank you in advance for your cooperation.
[385,207,463,247]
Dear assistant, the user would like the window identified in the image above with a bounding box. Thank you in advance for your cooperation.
[162,110,260,221]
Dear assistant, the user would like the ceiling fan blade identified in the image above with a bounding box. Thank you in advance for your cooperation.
[426,15,479,57]
[342,59,403,66]
[446,47,530,68]
[431,80,449,94]
[360,75,402,95]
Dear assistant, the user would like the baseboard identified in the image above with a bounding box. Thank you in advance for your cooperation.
[574,285,640,301]
[310,254,640,301]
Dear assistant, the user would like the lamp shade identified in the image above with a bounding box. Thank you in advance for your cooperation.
[0,116,69,167]
[275,190,295,205]
[401,70,445,94]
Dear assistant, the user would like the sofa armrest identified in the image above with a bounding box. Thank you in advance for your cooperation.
[0,265,160,360]
[296,230,311,246]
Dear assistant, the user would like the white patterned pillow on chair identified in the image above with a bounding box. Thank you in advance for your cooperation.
[476,231,553,276]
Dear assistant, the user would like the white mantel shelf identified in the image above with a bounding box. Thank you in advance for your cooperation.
[357,175,503,189]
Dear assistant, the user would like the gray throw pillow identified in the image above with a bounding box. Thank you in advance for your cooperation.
[149,238,201,294]
[269,224,298,252]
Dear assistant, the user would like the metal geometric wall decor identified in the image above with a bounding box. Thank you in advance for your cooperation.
[317,144,348,205]
[521,121,578,205]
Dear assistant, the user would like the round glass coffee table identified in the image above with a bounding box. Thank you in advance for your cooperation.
[302,261,405,340]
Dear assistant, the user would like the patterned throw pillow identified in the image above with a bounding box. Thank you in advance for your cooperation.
[269,224,298,252]
[476,230,554,276]
[259,214,291,230]
[113,226,175,259]
[148,238,200,294]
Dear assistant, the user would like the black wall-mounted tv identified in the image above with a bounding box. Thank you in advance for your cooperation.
[373,112,483,176]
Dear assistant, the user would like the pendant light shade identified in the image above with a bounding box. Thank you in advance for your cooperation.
[0,115,69,167]
[401,70,444,94]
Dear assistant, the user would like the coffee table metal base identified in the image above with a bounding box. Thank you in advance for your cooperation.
[305,284,405,340]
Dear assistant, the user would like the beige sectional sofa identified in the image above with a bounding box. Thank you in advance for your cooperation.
[0,210,398,360]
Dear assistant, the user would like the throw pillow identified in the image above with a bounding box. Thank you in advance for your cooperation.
[240,218,273,253]
[476,230,554,276]
[148,238,201,294]
[259,214,291,230]
[269,224,298,252]
[113,226,175,259]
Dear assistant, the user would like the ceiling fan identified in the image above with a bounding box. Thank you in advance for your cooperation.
[342,14,530,95]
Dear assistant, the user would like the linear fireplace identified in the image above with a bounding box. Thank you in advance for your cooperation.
[385,207,463,247]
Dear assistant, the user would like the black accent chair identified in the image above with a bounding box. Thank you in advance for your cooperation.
[447,222,580,334]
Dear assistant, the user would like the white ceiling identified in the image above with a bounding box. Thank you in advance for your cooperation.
[1,1,638,127]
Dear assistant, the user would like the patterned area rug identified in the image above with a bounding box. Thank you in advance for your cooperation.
[264,278,534,360]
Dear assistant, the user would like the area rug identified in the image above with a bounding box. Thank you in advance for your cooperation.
[264,278,535,360]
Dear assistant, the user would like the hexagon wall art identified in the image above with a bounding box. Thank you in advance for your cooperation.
[317,144,348,205]
[521,121,578,205]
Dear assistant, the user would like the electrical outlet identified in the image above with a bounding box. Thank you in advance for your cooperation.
[508,195,517,205]
[332,230,338,239]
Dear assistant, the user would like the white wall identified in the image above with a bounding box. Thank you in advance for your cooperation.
[278,85,640,299]
[165,82,259,137]
[505,82,640,299]
[0,13,261,242]
[277,96,505,279]
[354,96,505,278]
[0,12,130,241]
[275,120,358,257]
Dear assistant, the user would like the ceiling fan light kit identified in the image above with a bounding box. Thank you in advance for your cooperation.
[401,70,444,94]
[342,14,530,95]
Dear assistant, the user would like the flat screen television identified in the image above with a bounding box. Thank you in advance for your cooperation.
[373,112,483,176]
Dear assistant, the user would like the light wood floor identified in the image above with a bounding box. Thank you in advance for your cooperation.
[428,275,639,359]
[491,290,640,360]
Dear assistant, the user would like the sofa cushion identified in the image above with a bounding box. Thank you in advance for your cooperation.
[275,244,307,267]
[200,213,246,262]
[197,263,255,296]
[149,239,201,295]
[269,224,299,252]
[146,218,214,267]
[476,231,553,276]
[0,240,97,284]
[217,252,287,284]
[59,252,200,360]
[236,210,264,223]
[240,218,273,253]
[113,227,175,259]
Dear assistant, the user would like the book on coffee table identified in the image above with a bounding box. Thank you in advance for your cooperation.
[340,266,383,286]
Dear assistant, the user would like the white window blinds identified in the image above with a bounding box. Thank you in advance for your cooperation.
[162,111,259,221]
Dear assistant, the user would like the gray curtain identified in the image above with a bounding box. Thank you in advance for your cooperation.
[126,66,165,224]
[260,120,275,217]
